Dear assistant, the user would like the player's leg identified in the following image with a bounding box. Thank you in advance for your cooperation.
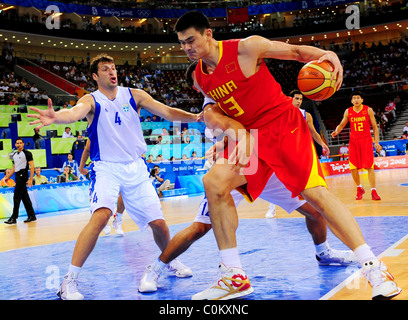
[301,186,400,299]
[367,168,381,200]
[351,168,365,200]
[112,193,125,235]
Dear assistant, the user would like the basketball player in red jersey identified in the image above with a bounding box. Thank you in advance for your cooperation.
[332,91,381,200]
[174,11,400,300]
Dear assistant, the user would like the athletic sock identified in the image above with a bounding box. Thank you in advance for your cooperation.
[315,241,330,255]
[68,264,82,278]
[219,247,242,269]
[353,243,377,265]
[153,258,167,273]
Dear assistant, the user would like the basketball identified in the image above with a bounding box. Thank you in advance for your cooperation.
[297,60,337,101]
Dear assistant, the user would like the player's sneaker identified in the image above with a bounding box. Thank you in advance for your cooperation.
[265,206,276,219]
[138,264,161,293]
[361,260,401,300]
[192,263,254,300]
[112,216,124,236]
[356,186,365,200]
[167,258,193,278]
[316,247,359,266]
[102,223,111,235]
[57,273,84,300]
[371,189,381,201]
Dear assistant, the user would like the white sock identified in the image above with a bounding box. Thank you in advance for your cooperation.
[219,247,242,269]
[68,264,82,278]
[115,212,123,221]
[315,241,329,254]
[371,188,376,191]
[353,243,377,265]
[153,258,167,273]
[357,185,362,188]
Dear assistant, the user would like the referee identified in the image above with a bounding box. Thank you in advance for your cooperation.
[4,138,37,224]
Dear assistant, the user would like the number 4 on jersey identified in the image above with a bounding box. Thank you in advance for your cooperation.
[115,112,122,125]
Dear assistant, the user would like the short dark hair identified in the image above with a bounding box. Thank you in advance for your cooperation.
[15,138,24,143]
[186,61,198,87]
[351,91,364,99]
[289,89,302,97]
[174,11,210,33]
[89,54,114,77]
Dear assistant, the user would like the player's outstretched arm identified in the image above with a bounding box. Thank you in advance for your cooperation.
[131,89,201,123]
[28,96,93,129]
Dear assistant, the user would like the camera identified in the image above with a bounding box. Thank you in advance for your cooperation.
[150,168,156,177]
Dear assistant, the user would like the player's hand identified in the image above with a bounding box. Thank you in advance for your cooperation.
[27,178,33,188]
[79,167,89,175]
[228,132,254,174]
[374,143,381,153]
[322,144,330,156]
[27,98,56,129]
[331,130,338,138]
[318,51,343,91]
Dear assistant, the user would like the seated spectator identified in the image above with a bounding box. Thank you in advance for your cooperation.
[146,154,154,163]
[150,164,170,197]
[62,127,73,138]
[72,134,86,152]
[375,145,386,157]
[339,143,349,160]
[9,95,18,105]
[403,122,408,135]
[33,167,48,185]
[57,166,78,183]
[33,128,44,149]
[1,168,16,187]
[54,153,79,176]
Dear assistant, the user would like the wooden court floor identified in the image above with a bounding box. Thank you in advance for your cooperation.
[1,168,407,300]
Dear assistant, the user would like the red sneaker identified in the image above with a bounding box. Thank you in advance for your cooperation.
[356,186,365,200]
[372,189,381,201]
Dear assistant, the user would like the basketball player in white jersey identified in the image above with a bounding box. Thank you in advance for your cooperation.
[28,54,201,300]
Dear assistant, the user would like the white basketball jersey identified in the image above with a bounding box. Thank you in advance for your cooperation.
[88,86,146,162]
[299,108,307,120]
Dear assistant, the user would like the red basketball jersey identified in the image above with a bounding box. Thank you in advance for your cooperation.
[195,39,292,129]
[348,105,372,139]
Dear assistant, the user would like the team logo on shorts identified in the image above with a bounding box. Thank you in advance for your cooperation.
[122,104,130,112]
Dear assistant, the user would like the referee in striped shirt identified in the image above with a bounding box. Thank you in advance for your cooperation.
[4,138,37,224]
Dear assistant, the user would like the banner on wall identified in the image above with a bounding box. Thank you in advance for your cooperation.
[321,155,408,176]
[227,7,249,24]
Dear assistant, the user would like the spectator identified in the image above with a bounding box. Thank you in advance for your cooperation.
[403,122,408,135]
[1,168,16,187]
[33,128,44,149]
[62,127,73,138]
[58,165,78,183]
[33,167,48,185]
[72,134,86,153]
[339,143,349,160]
[150,164,170,197]
[375,145,386,157]
[54,153,79,176]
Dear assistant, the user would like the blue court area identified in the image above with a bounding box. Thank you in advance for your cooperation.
[1,216,408,300]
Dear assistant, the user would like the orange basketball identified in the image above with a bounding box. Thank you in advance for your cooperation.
[297,60,337,101]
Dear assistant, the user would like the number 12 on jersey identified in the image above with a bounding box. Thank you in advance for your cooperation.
[115,112,122,125]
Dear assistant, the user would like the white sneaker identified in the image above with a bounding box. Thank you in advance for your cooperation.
[102,223,111,235]
[138,264,161,293]
[57,273,84,300]
[265,207,276,219]
[112,216,124,236]
[167,258,193,278]
[361,260,401,300]
[316,247,358,266]
[192,263,253,300]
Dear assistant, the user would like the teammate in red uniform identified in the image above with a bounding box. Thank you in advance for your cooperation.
[332,91,381,200]
[174,11,400,300]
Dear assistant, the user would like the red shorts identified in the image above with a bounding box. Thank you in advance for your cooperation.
[221,105,327,201]
[348,136,374,170]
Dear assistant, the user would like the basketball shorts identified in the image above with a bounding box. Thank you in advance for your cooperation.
[348,136,374,170]
[194,173,306,225]
[221,105,327,201]
[89,158,164,231]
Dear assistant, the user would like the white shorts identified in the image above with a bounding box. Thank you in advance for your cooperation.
[194,173,306,225]
[89,158,163,231]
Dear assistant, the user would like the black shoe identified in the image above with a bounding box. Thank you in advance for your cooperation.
[24,216,37,223]
[4,218,17,225]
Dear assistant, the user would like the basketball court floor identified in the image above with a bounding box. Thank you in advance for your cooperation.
[1,168,407,300]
